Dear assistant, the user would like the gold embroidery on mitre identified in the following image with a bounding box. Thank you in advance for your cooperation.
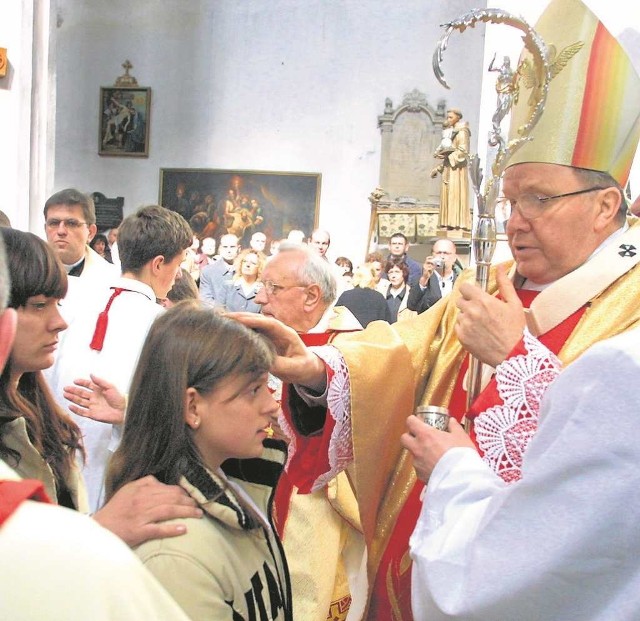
[518,41,584,110]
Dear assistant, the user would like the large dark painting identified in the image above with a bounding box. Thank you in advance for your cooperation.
[159,168,321,246]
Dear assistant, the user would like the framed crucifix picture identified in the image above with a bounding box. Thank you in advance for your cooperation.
[99,86,150,157]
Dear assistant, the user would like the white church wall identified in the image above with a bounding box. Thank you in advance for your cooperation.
[51,0,485,261]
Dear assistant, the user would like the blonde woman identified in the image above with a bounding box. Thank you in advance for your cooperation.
[221,248,265,313]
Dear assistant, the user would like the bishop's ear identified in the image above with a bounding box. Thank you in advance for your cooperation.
[594,187,624,231]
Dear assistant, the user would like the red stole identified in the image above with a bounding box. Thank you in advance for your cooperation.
[274,330,337,536]
[0,480,52,526]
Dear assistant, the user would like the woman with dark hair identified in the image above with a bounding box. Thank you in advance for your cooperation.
[383,260,417,324]
[107,302,291,620]
[0,228,85,508]
[0,227,203,547]
[89,233,113,263]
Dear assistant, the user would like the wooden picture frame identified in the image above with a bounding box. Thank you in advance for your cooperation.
[99,86,150,157]
[159,168,321,245]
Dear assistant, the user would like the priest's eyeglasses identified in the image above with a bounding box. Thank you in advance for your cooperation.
[262,280,307,296]
[496,186,607,221]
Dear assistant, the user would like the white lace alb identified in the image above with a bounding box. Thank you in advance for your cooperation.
[474,329,562,483]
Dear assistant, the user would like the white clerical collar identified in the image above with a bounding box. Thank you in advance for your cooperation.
[63,256,85,274]
[309,303,337,333]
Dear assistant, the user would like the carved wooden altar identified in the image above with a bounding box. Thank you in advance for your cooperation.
[368,89,450,249]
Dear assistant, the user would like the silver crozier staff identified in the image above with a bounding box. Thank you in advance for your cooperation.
[431,8,552,433]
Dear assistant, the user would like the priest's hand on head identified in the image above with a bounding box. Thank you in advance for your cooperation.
[401,416,473,482]
[454,264,525,367]
[227,312,327,393]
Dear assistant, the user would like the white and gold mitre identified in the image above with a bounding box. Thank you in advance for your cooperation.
[507,0,640,185]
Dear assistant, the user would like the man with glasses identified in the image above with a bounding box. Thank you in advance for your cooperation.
[44,188,116,279]
[255,241,359,333]
[407,238,461,313]
[234,1,640,618]
[252,241,364,621]
[44,189,117,320]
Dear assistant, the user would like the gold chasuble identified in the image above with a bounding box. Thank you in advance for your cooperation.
[330,219,640,619]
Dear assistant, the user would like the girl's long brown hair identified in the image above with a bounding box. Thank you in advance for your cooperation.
[106,301,274,499]
[0,229,84,496]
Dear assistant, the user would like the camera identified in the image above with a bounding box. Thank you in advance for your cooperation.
[433,257,445,270]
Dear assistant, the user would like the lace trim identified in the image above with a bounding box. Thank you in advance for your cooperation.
[310,345,353,492]
[474,329,562,483]
[265,373,297,467]
[278,406,297,472]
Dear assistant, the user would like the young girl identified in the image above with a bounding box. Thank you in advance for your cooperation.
[0,227,202,547]
[106,302,292,621]
[0,228,85,508]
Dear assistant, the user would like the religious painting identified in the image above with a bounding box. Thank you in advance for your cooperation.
[99,86,151,157]
[159,168,321,246]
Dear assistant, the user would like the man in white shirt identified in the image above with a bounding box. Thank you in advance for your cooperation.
[47,205,192,511]
[44,189,118,323]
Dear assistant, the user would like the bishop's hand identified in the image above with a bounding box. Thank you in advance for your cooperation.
[455,264,525,367]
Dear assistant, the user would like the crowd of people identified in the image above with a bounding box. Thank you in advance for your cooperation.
[0,183,456,620]
[192,223,460,326]
[2,0,640,620]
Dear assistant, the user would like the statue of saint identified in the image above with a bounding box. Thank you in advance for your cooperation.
[431,108,471,232]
